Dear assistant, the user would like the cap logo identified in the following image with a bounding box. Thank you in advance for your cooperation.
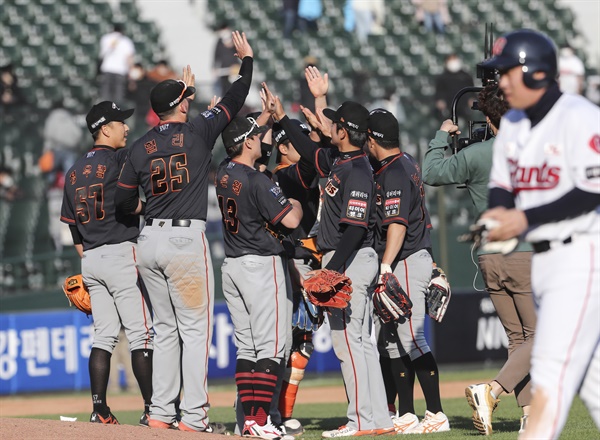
[111,102,118,109]
[346,121,359,129]
[275,130,286,143]
[372,131,384,138]
[493,37,507,56]
[91,116,106,129]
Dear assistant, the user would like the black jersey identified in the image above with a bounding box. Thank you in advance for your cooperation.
[60,146,139,251]
[216,159,293,258]
[117,57,253,220]
[374,153,432,262]
[273,162,319,260]
[118,104,234,220]
[314,149,376,252]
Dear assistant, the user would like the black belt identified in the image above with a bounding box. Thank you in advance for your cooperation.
[532,236,572,253]
[145,219,192,227]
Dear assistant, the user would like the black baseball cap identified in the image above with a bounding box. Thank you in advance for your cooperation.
[222,116,268,149]
[368,108,399,143]
[86,101,134,134]
[322,101,369,133]
[150,79,196,114]
[272,119,311,146]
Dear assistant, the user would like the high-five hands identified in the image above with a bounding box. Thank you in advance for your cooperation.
[305,66,329,98]
[261,82,286,121]
[232,31,253,60]
[181,65,196,100]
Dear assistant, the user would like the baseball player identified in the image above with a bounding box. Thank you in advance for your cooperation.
[216,116,303,440]
[115,31,254,432]
[60,101,153,425]
[265,84,394,437]
[272,119,321,436]
[366,109,450,434]
[422,85,536,435]
[480,29,600,439]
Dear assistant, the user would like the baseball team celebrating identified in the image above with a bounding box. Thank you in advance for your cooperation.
[60,26,599,439]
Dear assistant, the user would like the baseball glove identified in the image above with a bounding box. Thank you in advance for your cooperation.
[62,274,92,315]
[303,269,352,309]
[292,291,323,332]
[373,272,413,323]
[426,266,451,322]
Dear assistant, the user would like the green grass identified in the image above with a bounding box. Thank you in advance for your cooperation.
[27,395,597,439]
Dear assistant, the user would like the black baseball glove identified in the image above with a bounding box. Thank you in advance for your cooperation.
[373,272,413,323]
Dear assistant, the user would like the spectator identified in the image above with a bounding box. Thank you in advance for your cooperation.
[146,59,178,84]
[0,166,19,201]
[127,63,155,135]
[297,0,322,33]
[282,0,300,39]
[40,101,84,252]
[0,64,24,119]
[98,24,135,103]
[558,45,585,95]
[212,23,238,97]
[414,0,448,34]
[434,53,474,121]
[352,0,385,44]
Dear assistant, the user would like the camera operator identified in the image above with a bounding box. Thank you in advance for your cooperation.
[422,84,536,436]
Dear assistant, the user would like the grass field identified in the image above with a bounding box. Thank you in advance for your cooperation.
[21,368,600,440]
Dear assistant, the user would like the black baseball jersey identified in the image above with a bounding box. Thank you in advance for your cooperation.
[314,149,376,252]
[60,146,139,251]
[374,153,432,262]
[273,163,319,259]
[216,159,293,258]
[117,104,235,220]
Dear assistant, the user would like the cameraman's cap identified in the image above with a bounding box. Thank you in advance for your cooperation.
[323,101,369,133]
[273,119,311,146]
[150,79,196,114]
[222,116,268,149]
[86,101,134,134]
[368,108,399,143]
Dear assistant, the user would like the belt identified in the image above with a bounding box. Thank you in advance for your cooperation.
[145,219,192,227]
[532,236,572,253]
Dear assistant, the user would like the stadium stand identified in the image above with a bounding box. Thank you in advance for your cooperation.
[0,0,588,299]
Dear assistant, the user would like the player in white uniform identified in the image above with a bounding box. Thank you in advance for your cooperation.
[480,29,600,439]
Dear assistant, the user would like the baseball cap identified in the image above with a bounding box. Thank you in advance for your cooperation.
[222,116,268,149]
[86,101,134,134]
[367,109,399,143]
[322,101,369,133]
[272,119,311,146]
[150,79,196,114]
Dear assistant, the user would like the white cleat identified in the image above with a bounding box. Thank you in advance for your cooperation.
[465,383,499,435]
[392,413,420,434]
[406,411,450,434]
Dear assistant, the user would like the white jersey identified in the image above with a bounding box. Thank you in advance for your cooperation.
[489,93,600,242]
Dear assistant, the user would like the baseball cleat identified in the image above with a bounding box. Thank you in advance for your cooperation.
[406,411,450,434]
[243,416,283,440]
[89,410,119,424]
[139,411,149,427]
[392,412,420,433]
[282,418,304,436]
[147,417,178,429]
[321,425,375,438]
[179,420,227,433]
[465,383,499,435]
[372,426,395,435]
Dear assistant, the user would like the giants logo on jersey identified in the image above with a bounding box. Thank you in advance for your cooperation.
[509,159,561,192]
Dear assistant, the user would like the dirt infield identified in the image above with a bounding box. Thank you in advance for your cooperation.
[0,381,472,439]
